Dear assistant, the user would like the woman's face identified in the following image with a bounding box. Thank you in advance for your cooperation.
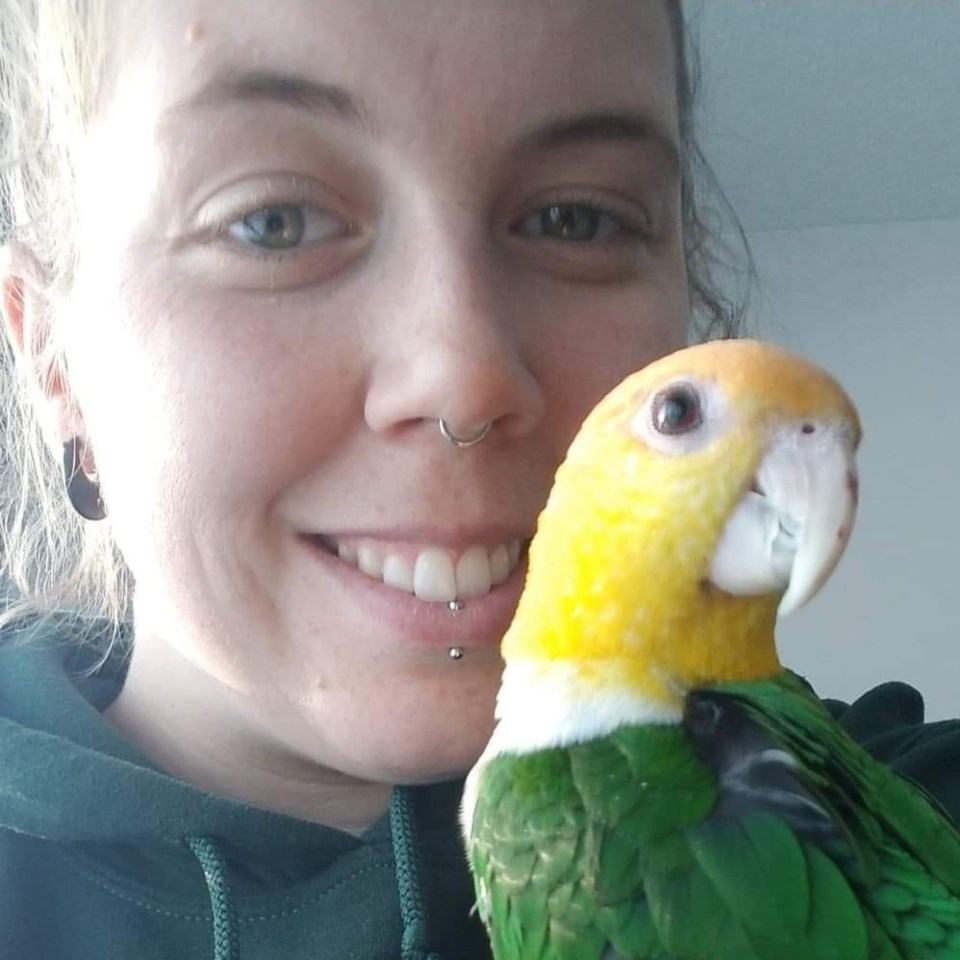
[63,0,688,784]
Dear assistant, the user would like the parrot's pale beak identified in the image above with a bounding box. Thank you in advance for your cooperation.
[708,422,859,616]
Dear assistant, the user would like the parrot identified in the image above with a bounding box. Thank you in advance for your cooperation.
[462,338,960,960]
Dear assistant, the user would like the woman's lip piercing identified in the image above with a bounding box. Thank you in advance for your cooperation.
[448,647,465,660]
[438,418,492,449]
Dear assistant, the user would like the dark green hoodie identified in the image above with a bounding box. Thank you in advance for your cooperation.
[0,615,492,959]
[1,615,959,959]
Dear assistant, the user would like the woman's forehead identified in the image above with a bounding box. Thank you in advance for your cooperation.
[108,0,679,141]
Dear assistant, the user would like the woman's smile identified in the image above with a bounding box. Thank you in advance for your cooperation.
[299,529,531,651]
[307,533,527,602]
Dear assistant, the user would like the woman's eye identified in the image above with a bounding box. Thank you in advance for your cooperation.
[514,203,641,244]
[226,203,344,250]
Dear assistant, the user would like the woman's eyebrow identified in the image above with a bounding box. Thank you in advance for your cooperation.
[159,69,380,135]
[158,71,679,176]
[518,111,681,174]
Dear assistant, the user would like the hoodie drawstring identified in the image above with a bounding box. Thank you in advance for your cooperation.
[390,787,444,960]
[186,835,240,960]
[185,793,438,960]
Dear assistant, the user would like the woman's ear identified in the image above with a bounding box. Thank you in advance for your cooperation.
[1,243,32,356]
[1,244,82,450]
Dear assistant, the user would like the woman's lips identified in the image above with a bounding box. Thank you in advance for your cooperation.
[299,533,529,650]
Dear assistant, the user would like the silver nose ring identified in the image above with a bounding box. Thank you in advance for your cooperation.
[437,418,492,449]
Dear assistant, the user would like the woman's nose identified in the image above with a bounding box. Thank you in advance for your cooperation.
[363,239,545,445]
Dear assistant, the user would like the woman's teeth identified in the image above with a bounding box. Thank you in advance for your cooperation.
[334,540,523,602]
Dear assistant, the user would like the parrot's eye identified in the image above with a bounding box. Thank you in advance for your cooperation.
[651,383,702,435]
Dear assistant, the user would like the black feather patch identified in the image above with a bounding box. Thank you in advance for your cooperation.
[684,690,841,844]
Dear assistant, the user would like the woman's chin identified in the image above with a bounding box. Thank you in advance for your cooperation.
[340,710,497,787]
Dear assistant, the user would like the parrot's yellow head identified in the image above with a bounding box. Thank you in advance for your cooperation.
[500,339,861,716]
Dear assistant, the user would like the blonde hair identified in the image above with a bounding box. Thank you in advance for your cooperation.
[0,0,750,644]
[0,0,129,643]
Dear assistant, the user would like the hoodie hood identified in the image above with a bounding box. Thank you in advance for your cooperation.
[0,614,489,960]
[0,616,361,857]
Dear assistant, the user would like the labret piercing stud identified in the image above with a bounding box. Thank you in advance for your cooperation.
[447,600,465,659]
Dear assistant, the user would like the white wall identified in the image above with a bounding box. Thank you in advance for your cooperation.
[747,217,960,720]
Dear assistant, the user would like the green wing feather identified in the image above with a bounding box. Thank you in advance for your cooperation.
[708,673,960,957]
[468,672,960,960]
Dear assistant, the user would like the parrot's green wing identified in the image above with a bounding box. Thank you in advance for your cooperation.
[693,673,960,954]
[468,673,960,960]
[470,728,723,960]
